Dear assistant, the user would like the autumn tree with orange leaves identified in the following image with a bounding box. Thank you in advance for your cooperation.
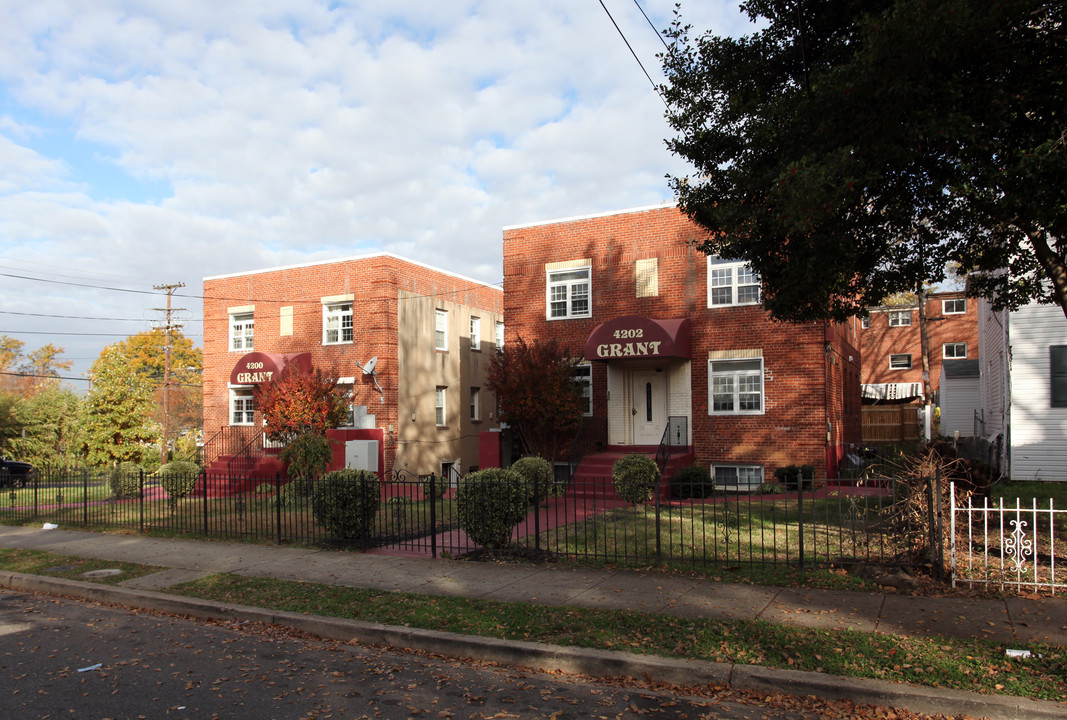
[486,337,584,462]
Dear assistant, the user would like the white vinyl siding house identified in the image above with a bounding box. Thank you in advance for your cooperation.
[978,299,1067,482]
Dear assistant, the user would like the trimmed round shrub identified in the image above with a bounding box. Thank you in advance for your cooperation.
[109,461,143,499]
[421,473,448,500]
[156,460,200,499]
[670,464,714,500]
[311,469,381,541]
[611,453,661,505]
[455,468,528,549]
[510,456,554,504]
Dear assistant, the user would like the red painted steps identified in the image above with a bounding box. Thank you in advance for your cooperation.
[194,454,287,498]
[566,446,695,501]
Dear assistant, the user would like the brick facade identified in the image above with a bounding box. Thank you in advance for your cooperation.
[203,254,503,477]
[860,291,979,401]
[502,204,862,480]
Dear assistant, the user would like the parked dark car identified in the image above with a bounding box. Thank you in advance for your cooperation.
[0,458,34,488]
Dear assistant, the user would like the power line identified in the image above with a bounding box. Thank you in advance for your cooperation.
[0,309,200,323]
[596,0,668,106]
[630,0,670,50]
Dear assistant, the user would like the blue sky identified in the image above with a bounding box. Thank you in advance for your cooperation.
[0,0,753,384]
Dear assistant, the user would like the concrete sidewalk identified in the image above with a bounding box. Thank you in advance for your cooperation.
[1,524,1065,719]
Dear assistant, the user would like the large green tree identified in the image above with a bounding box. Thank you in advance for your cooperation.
[661,0,1066,321]
[82,345,157,466]
[486,337,584,461]
[0,335,72,396]
[13,387,84,467]
[114,329,203,440]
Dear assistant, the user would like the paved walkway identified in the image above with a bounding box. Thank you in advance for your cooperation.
[1,524,1064,648]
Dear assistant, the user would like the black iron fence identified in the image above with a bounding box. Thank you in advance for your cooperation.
[0,467,941,572]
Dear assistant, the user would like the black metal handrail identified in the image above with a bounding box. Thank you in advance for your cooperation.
[201,425,262,469]
[226,431,266,477]
[654,416,689,472]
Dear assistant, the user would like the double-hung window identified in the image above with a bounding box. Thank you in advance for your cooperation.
[710,357,764,414]
[574,364,593,416]
[707,257,761,307]
[323,302,353,344]
[888,309,912,327]
[943,343,967,359]
[469,387,480,421]
[470,316,481,351]
[435,309,448,351]
[230,389,254,425]
[546,265,591,319]
[435,386,447,426]
[229,310,254,351]
[495,321,505,350]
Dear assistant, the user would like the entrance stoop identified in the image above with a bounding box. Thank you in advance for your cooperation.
[567,446,695,501]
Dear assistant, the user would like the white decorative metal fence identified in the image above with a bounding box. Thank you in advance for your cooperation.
[950,482,1065,594]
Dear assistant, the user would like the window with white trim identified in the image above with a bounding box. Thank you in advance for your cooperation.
[860,314,870,330]
[323,302,353,344]
[889,353,913,370]
[230,389,254,425]
[574,364,592,416]
[707,257,761,307]
[435,309,448,351]
[469,387,480,421]
[943,343,967,359]
[942,298,967,314]
[713,464,763,490]
[547,266,591,319]
[470,316,481,351]
[709,357,764,414]
[495,321,505,350]
[435,386,447,426]
[230,312,254,351]
[887,309,912,327]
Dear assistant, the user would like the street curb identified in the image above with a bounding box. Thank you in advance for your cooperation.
[2,571,1065,720]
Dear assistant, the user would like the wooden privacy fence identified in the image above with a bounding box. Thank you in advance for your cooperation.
[862,405,920,443]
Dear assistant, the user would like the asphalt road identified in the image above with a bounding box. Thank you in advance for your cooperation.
[0,588,832,720]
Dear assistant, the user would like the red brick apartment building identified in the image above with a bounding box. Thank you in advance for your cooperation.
[860,291,979,404]
[502,204,862,487]
[202,254,503,487]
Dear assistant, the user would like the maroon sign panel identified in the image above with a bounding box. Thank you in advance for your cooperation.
[584,316,692,361]
[229,352,312,385]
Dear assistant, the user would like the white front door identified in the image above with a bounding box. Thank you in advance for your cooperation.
[631,369,667,445]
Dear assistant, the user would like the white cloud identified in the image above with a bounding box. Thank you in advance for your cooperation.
[0,0,755,381]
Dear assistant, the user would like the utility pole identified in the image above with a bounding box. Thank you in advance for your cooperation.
[154,283,186,466]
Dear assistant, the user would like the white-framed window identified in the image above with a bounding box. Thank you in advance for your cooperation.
[547,266,591,319]
[230,389,254,425]
[230,312,254,351]
[435,309,448,351]
[574,364,593,416]
[469,387,480,421]
[887,309,912,327]
[710,357,764,414]
[339,385,355,427]
[470,316,481,351]
[495,321,505,350]
[713,464,763,490]
[323,302,353,344]
[435,386,447,426]
[889,353,913,370]
[860,315,870,330]
[942,298,967,314]
[707,257,761,307]
[943,342,967,359]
